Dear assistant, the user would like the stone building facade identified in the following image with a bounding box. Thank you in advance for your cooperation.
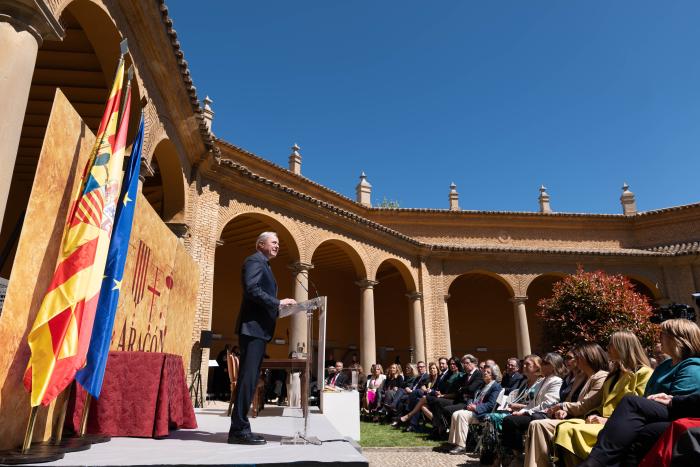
[1,0,699,398]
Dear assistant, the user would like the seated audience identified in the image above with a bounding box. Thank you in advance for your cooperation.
[431,354,484,438]
[554,330,653,466]
[364,363,385,413]
[501,352,565,464]
[390,362,427,416]
[579,319,700,467]
[524,343,609,467]
[502,357,525,395]
[487,354,544,434]
[559,348,583,403]
[445,364,503,454]
[399,357,461,431]
[326,361,348,389]
[377,363,404,419]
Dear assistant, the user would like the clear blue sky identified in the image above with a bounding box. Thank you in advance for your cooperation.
[166,1,700,213]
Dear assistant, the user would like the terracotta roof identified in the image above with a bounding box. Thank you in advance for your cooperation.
[215,158,699,258]
[215,140,700,220]
[215,138,363,207]
[157,0,219,158]
[645,242,700,255]
[635,203,700,217]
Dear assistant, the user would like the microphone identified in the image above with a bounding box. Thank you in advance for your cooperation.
[298,271,320,299]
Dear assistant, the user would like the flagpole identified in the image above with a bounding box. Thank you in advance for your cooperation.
[21,406,38,454]
[79,394,92,437]
[51,387,69,444]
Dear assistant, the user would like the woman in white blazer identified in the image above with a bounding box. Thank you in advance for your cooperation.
[501,352,566,463]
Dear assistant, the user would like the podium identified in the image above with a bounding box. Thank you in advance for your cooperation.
[278,296,327,445]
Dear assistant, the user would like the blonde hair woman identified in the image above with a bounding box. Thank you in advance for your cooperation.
[365,363,385,413]
[554,331,652,466]
[580,319,700,467]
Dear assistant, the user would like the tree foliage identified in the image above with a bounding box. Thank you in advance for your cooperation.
[537,267,658,353]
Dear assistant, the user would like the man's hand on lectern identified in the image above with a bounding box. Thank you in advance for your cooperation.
[279,298,297,309]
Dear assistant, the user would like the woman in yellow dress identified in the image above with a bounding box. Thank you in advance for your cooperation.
[553,331,652,466]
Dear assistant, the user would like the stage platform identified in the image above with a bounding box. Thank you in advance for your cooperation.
[35,402,368,467]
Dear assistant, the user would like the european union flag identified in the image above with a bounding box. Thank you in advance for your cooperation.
[76,116,144,398]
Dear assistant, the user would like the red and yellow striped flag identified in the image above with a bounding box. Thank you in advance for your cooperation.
[23,59,130,407]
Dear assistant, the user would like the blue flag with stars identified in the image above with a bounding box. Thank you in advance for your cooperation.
[76,116,144,398]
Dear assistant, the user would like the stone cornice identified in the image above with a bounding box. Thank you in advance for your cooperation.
[205,157,698,259]
[116,0,219,167]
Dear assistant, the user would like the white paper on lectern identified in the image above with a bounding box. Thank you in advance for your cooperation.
[278,296,325,318]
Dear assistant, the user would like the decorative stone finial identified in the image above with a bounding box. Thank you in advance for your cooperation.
[202,96,214,132]
[449,182,459,211]
[620,182,636,216]
[288,143,302,175]
[356,172,372,206]
[538,185,552,213]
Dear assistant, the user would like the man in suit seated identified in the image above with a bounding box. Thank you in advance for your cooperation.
[326,361,349,389]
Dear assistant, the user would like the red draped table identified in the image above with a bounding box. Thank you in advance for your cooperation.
[67,351,197,438]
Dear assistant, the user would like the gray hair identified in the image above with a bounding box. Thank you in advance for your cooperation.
[462,354,478,365]
[485,363,503,383]
[256,231,278,247]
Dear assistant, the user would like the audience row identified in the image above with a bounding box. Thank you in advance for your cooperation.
[348,318,700,466]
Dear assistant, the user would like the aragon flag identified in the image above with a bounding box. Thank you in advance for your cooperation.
[76,114,143,399]
[23,58,130,407]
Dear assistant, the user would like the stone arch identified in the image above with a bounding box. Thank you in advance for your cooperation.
[447,272,515,364]
[447,269,515,298]
[625,274,662,301]
[373,257,416,291]
[0,0,141,280]
[373,258,417,366]
[217,211,301,261]
[142,137,187,222]
[60,0,143,136]
[308,238,367,280]
[309,238,367,369]
[525,272,567,354]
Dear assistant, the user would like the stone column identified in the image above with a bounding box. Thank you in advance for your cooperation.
[511,296,531,358]
[443,294,452,357]
[356,279,378,372]
[406,292,426,363]
[0,2,63,231]
[288,261,313,355]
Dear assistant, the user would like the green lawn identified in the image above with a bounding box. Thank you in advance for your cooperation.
[359,421,442,448]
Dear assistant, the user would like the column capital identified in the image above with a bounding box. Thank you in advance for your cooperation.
[288,261,314,274]
[510,296,528,304]
[406,291,423,301]
[355,279,378,290]
[0,0,64,45]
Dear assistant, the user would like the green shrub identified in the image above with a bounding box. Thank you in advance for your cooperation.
[537,266,658,353]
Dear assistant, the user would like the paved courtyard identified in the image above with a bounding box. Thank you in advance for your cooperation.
[364,448,481,466]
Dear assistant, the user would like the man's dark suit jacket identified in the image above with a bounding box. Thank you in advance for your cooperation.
[236,251,280,342]
[407,372,430,391]
[326,370,349,388]
[502,371,525,395]
[455,368,485,403]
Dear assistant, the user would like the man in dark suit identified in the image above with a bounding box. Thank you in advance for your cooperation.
[326,361,349,389]
[228,232,296,445]
[501,357,524,395]
[431,354,484,438]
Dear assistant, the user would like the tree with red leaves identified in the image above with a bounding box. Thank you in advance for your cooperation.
[537,267,658,353]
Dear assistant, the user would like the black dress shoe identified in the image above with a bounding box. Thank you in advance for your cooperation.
[449,446,466,455]
[227,433,266,445]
